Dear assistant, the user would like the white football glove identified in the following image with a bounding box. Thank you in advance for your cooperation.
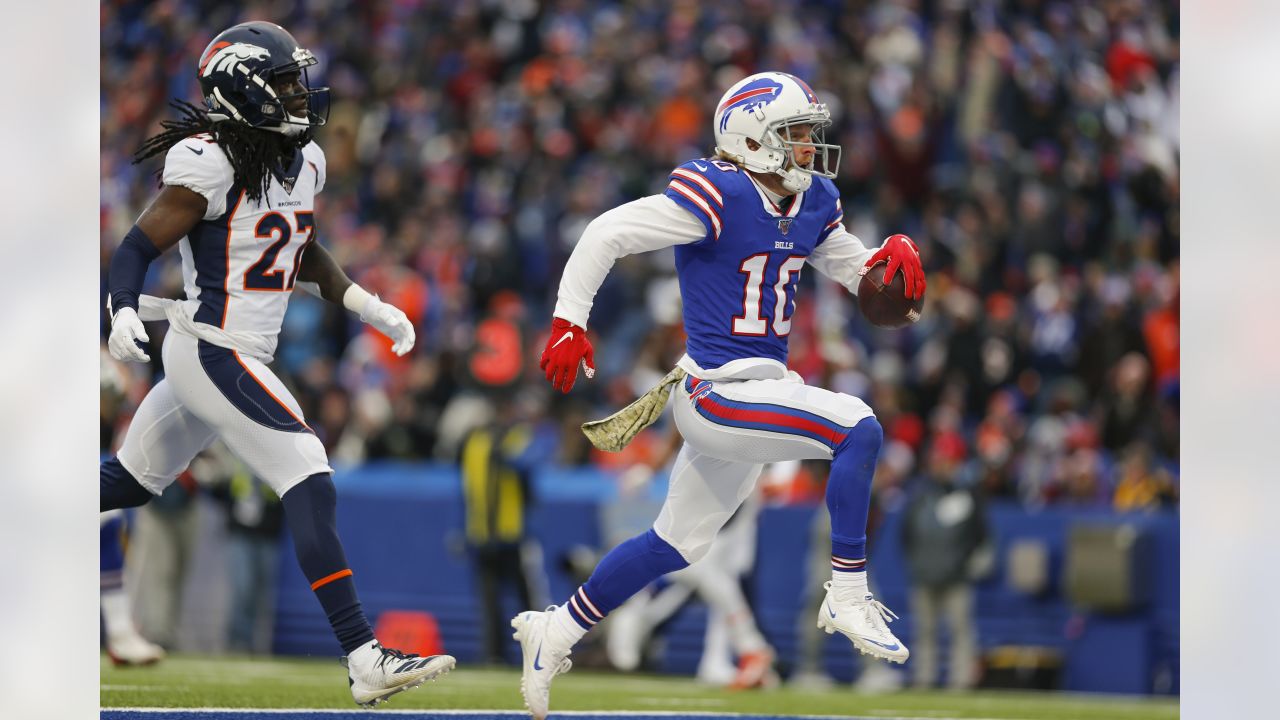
[359,296,416,356]
[108,307,151,363]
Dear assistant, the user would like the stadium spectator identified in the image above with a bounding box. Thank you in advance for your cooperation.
[101,0,1180,515]
[901,434,990,690]
[203,448,286,655]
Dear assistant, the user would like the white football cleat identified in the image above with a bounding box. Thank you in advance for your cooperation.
[817,581,909,664]
[342,640,455,708]
[512,607,573,720]
[105,628,166,667]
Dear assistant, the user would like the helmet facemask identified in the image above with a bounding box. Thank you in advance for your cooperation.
[262,47,330,138]
[765,116,841,193]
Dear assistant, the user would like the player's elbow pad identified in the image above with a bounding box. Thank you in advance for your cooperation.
[108,225,163,317]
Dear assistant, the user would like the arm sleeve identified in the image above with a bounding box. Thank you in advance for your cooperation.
[161,138,234,220]
[108,225,163,316]
[806,222,876,295]
[553,195,705,328]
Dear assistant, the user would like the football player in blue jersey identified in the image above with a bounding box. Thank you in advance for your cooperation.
[99,21,453,705]
[513,72,925,718]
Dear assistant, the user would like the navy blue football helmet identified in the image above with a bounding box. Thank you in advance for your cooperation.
[196,21,329,142]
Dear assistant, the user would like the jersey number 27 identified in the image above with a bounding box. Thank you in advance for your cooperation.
[245,211,314,292]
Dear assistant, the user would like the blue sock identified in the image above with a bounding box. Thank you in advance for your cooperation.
[101,457,153,511]
[101,514,126,591]
[281,473,375,654]
[827,417,883,577]
[564,529,688,630]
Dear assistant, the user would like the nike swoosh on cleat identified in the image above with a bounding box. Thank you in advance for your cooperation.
[551,332,573,349]
[859,637,900,652]
[187,146,204,155]
[533,642,544,671]
[826,600,837,618]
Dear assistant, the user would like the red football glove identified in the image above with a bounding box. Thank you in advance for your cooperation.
[540,317,596,393]
[867,233,925,300]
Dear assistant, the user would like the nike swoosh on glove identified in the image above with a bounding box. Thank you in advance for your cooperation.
[541,317,595,393]
[359,296,416,356]
[867,234,925,300]
[108,307,151,363]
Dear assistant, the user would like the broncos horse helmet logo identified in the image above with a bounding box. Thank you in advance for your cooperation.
[200,41,271,77]
[718,77,785,133]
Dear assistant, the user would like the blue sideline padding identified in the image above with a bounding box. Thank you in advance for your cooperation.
[270,463,1177,694]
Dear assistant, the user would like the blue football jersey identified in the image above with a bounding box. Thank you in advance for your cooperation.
[664,158,845,369]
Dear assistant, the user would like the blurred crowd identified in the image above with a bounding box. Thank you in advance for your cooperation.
[101,0,1179,512]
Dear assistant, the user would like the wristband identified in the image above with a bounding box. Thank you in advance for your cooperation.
[342,283,375,318]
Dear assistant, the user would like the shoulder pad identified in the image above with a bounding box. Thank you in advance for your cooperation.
[301,141,327,193]
[809,174,840,200]
[162,136,234,219]
[669,158,745,200]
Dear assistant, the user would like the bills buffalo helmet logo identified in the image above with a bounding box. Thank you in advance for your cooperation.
[718,77,785,133]
[200,42,271,77]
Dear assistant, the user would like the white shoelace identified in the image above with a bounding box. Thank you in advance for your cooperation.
[826,582,900,631]
[862,597,899,628]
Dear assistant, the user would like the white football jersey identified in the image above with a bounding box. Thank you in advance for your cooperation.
[161,133,326,344]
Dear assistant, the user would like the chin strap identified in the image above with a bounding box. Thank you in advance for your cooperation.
[271,112,311,138]
[779,166,813,193]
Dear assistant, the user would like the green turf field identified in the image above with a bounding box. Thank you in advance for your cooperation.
[101,655,1178,720]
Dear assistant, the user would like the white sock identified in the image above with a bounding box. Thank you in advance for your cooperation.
[549,604,589,648]
[727,610,769,654]
[101,588,133,640]
[832,570,869,597]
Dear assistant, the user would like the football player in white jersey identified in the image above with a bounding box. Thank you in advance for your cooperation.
[512,72,926,718]
[100,21,453,706]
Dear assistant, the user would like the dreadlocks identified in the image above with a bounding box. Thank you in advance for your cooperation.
[133,99,300,204]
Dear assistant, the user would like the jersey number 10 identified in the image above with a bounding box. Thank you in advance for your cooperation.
[732,254,806,337]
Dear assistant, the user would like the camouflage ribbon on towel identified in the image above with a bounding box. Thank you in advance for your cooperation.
[581,366,687,452]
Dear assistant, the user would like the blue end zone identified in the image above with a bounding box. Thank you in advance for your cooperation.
[101,710,879,720]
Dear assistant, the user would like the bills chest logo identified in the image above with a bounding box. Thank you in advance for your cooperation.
[777,218,793,235]
[200,42,270,77]
[718,77,785,132]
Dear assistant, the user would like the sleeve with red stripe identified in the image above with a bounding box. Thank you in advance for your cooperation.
[663,161,726,242]
[816,197,845,245]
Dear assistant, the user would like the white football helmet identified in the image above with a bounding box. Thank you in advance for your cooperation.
[713,71,840,193]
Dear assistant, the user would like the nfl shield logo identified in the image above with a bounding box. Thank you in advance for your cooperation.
[777,218,793,235]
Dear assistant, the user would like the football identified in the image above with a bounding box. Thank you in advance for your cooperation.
[857,260,924,329]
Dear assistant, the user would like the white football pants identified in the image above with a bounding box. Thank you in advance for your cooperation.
[653,371,873,563]
[117,331,331,497]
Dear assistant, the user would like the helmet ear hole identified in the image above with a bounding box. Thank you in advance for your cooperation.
[746,139,761,151]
